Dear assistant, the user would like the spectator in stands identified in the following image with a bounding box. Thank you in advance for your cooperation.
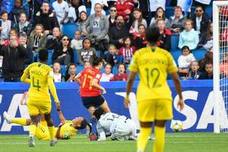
[28,24,47,57]
[198,22,213,50]
[78,11,88,37]
[191,5,210,34]
[199,51,213,72]
[78,38,96,65]
[0,11,11,40]
[149,7,170,28]
[0,35,27,82]
[67,0,83,23]
[34,1,59,35]
[178,46,196,78]
[109,15,129,49]
[115,0,135,20]
[157,19,171,51]
[119,37,135,64]
[53,61,63,82]
[178,19,199,50]
[111,63,128,81]
[104,44,123,67]
[71,31,83,50]
[129,8,147,35]
[52,0,69,28]
[169,6,185,33]
[176,0,193,17]
[147,0,166,23]
[100,63,114,82]
[90,0,108,15]
[52,35,74,65]
[108,6,117,28]
[0,29,18,46]
[65,63,77,82]
[86,3,109,54]
[13,12,32,35]
[132,24,147,49]
[187,61,201,80]
[137,0,150,21]
[220,52,228,77]
[9,0,24,24]
[46,27,62,50]
[19,32,33,65]
[199,62,213,79]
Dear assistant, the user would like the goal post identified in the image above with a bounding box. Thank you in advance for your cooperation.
[213,1,228,133]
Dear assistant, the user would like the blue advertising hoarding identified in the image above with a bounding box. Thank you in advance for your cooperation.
[0,80,226,134]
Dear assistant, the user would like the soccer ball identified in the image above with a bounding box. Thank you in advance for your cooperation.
[171,120,183,132]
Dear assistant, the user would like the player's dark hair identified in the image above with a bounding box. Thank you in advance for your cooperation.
[93,107,105,120]
[76,118,90,130]
[145,27,160,45]
[91,57,103,67]
[39,49,48,62]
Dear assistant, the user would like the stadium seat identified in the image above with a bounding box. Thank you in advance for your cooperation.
[170,49,182,64]
[86,8,91,15]
[171,34,180,50]
[62,23,78,39]
[61,65,67,77]
[73,50,79,65]
[112,65,118,75]
[48,50,53,65]
[166,7,174,18]
[192,48,207,61]
[76,65,84,73]
[205,6,212,18]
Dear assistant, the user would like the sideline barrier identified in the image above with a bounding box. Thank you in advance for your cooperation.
[0,80,223,134]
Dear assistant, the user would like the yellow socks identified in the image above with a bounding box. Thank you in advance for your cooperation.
[29,124,37,137]
[153,126,165,152]
[137,127,152,152]
[11,118,27,126]
[48,126,56,140]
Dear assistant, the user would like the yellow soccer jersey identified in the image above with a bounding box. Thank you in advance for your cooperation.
[21,62,59,103]
[59,121,77,139]
[129,46,178,101]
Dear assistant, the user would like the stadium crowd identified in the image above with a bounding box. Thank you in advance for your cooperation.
[0,0,226,82]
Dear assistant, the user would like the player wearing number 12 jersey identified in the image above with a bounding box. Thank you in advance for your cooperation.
[21,49,60,147]
[76,57,111,137]
[125,27,184,152]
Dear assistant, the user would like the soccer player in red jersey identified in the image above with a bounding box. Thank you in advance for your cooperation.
[76,57,111,137]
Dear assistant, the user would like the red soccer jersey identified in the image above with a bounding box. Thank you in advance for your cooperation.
[80,67,102,97]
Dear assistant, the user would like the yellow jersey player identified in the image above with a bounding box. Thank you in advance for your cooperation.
[3,111,91,140]
[124,27,184,152]
[21,49,61,147]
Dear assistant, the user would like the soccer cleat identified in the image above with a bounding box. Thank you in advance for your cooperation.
[50,139,58,147]
[3,111,11,124]
[28,136,35,147]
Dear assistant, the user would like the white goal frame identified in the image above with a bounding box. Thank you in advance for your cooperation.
[213,1,228,133]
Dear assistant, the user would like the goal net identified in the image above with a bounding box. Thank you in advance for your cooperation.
[213,1,228,133]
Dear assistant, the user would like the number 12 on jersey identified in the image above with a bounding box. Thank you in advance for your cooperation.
[145,68,161,88]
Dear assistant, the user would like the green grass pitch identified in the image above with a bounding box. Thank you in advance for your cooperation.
[0,133,227,152]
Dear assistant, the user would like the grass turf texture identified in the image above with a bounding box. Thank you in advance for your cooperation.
[0,133,227,152]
